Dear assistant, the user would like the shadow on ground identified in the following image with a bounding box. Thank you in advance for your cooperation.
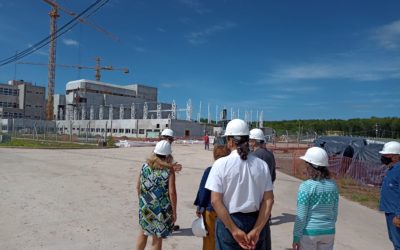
[271,213,296,226]
[172,228,194,237]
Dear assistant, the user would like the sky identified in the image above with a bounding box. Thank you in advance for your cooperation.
[0,0,399,121]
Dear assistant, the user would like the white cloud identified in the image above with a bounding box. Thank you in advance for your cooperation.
[158,28,166,33]
[186,21,236,45]
[35,50,48,56]
[267,59,400,83]
[160,83,176,88]
[371,19,400,50]
[270,94,289,100]
[62,38,79,46]
[27,43,48,56]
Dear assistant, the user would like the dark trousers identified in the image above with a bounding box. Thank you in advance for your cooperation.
[385,213,400,250]
[216,212,269,250]
[265,218,271,250]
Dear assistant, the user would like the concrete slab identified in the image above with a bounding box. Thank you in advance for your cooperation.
[0,144,393,249]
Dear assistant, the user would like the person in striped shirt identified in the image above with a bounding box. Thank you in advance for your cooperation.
[292,147,339,250]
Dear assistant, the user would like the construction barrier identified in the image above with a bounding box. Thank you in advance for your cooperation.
[274,147,386,187]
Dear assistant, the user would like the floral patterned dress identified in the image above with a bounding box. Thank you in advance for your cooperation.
[138,163,174,238]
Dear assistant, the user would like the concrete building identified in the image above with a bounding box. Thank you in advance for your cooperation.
[54,118,204,138]
[0,80,45,119]
[44,79,203,138]
[1,118,205,139]
[54,79,172,120]
[1,79,206,138]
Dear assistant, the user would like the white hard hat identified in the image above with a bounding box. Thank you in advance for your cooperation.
[154,140,172,155]
[223,119,249,137]
[191,217,208,237]
[249,128,265,141]
[300,147,329,167]
[379,141,400,155]
[161,129,174,137]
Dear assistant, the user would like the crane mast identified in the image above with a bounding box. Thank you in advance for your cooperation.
[46,5,58,120]
[43,0,121,120]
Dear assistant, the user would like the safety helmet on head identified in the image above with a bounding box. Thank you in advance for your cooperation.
[154,140,172,155]
[379,141,400,155]
[191,216,208,237]
[249,128,265,141]
[161,129,174,137]
[300,147,329,167]
[223,119,249,137]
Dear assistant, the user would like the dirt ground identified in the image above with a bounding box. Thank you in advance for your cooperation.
[0,144,393,250]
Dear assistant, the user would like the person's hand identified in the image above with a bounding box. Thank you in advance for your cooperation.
[292,242,300,250]
[393,216,400,228]
[231,228,251,249]
[246,229,260,249]
[172,163,182,172]
[196,211,202,218]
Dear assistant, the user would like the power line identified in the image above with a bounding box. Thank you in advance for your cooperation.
[0,0,109,67]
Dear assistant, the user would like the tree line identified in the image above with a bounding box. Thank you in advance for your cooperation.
[262,117,400,139]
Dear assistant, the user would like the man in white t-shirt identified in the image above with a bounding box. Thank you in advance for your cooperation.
[205,119,274,250]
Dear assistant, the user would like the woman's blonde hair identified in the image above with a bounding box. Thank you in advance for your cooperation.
[147,153,173,169]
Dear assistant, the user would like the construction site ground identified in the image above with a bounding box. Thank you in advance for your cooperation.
[0,144,392,250]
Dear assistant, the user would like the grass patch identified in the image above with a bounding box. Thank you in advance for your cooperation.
[0,138,98,149]
[336,177,380,210]
[275,153,381,210]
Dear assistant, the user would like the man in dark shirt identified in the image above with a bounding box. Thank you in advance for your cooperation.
[249,128,276,182]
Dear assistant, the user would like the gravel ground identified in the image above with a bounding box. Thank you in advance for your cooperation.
[0,144,392,250]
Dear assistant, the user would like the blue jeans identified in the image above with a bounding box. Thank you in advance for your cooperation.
[216,212,269,250]
[385,213,400,250]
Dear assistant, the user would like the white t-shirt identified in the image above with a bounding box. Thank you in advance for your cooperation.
[205,149,273,214]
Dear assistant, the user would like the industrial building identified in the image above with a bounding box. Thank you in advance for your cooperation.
[51,79,204,138]
[0,80,45,120]
[1,79,205,138]
[54,79,173,121]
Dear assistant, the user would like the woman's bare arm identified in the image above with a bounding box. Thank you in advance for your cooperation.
[168,171,177,223]
[136,174,140,196]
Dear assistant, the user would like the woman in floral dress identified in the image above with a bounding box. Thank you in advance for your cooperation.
[136,141,177,250]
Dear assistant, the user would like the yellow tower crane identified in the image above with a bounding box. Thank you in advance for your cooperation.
[42,0,120,120]
[17,57,129,81]
[44,0,58,120]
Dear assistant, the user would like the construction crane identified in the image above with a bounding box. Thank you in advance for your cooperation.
[17,57,129,81]
[43,0,118,120]
[44,0,58,120]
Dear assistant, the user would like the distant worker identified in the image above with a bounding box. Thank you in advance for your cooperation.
[205,119,274,250]
[160,128,182,172]
[249,128,276,183]
[160,128,182,231]
[161,128,175,144]
[292,147,339,250]
[379,141,400,250]
[204,133,210,150]
[194,145,230,250]
[249,128,276,249]
[136,140,177,250]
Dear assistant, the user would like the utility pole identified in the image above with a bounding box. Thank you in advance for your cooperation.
[375,123,379,138]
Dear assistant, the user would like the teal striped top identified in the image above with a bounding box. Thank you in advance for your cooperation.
[293,179,339,243]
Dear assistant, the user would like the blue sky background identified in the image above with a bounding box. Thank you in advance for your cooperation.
[0,0,399,121]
